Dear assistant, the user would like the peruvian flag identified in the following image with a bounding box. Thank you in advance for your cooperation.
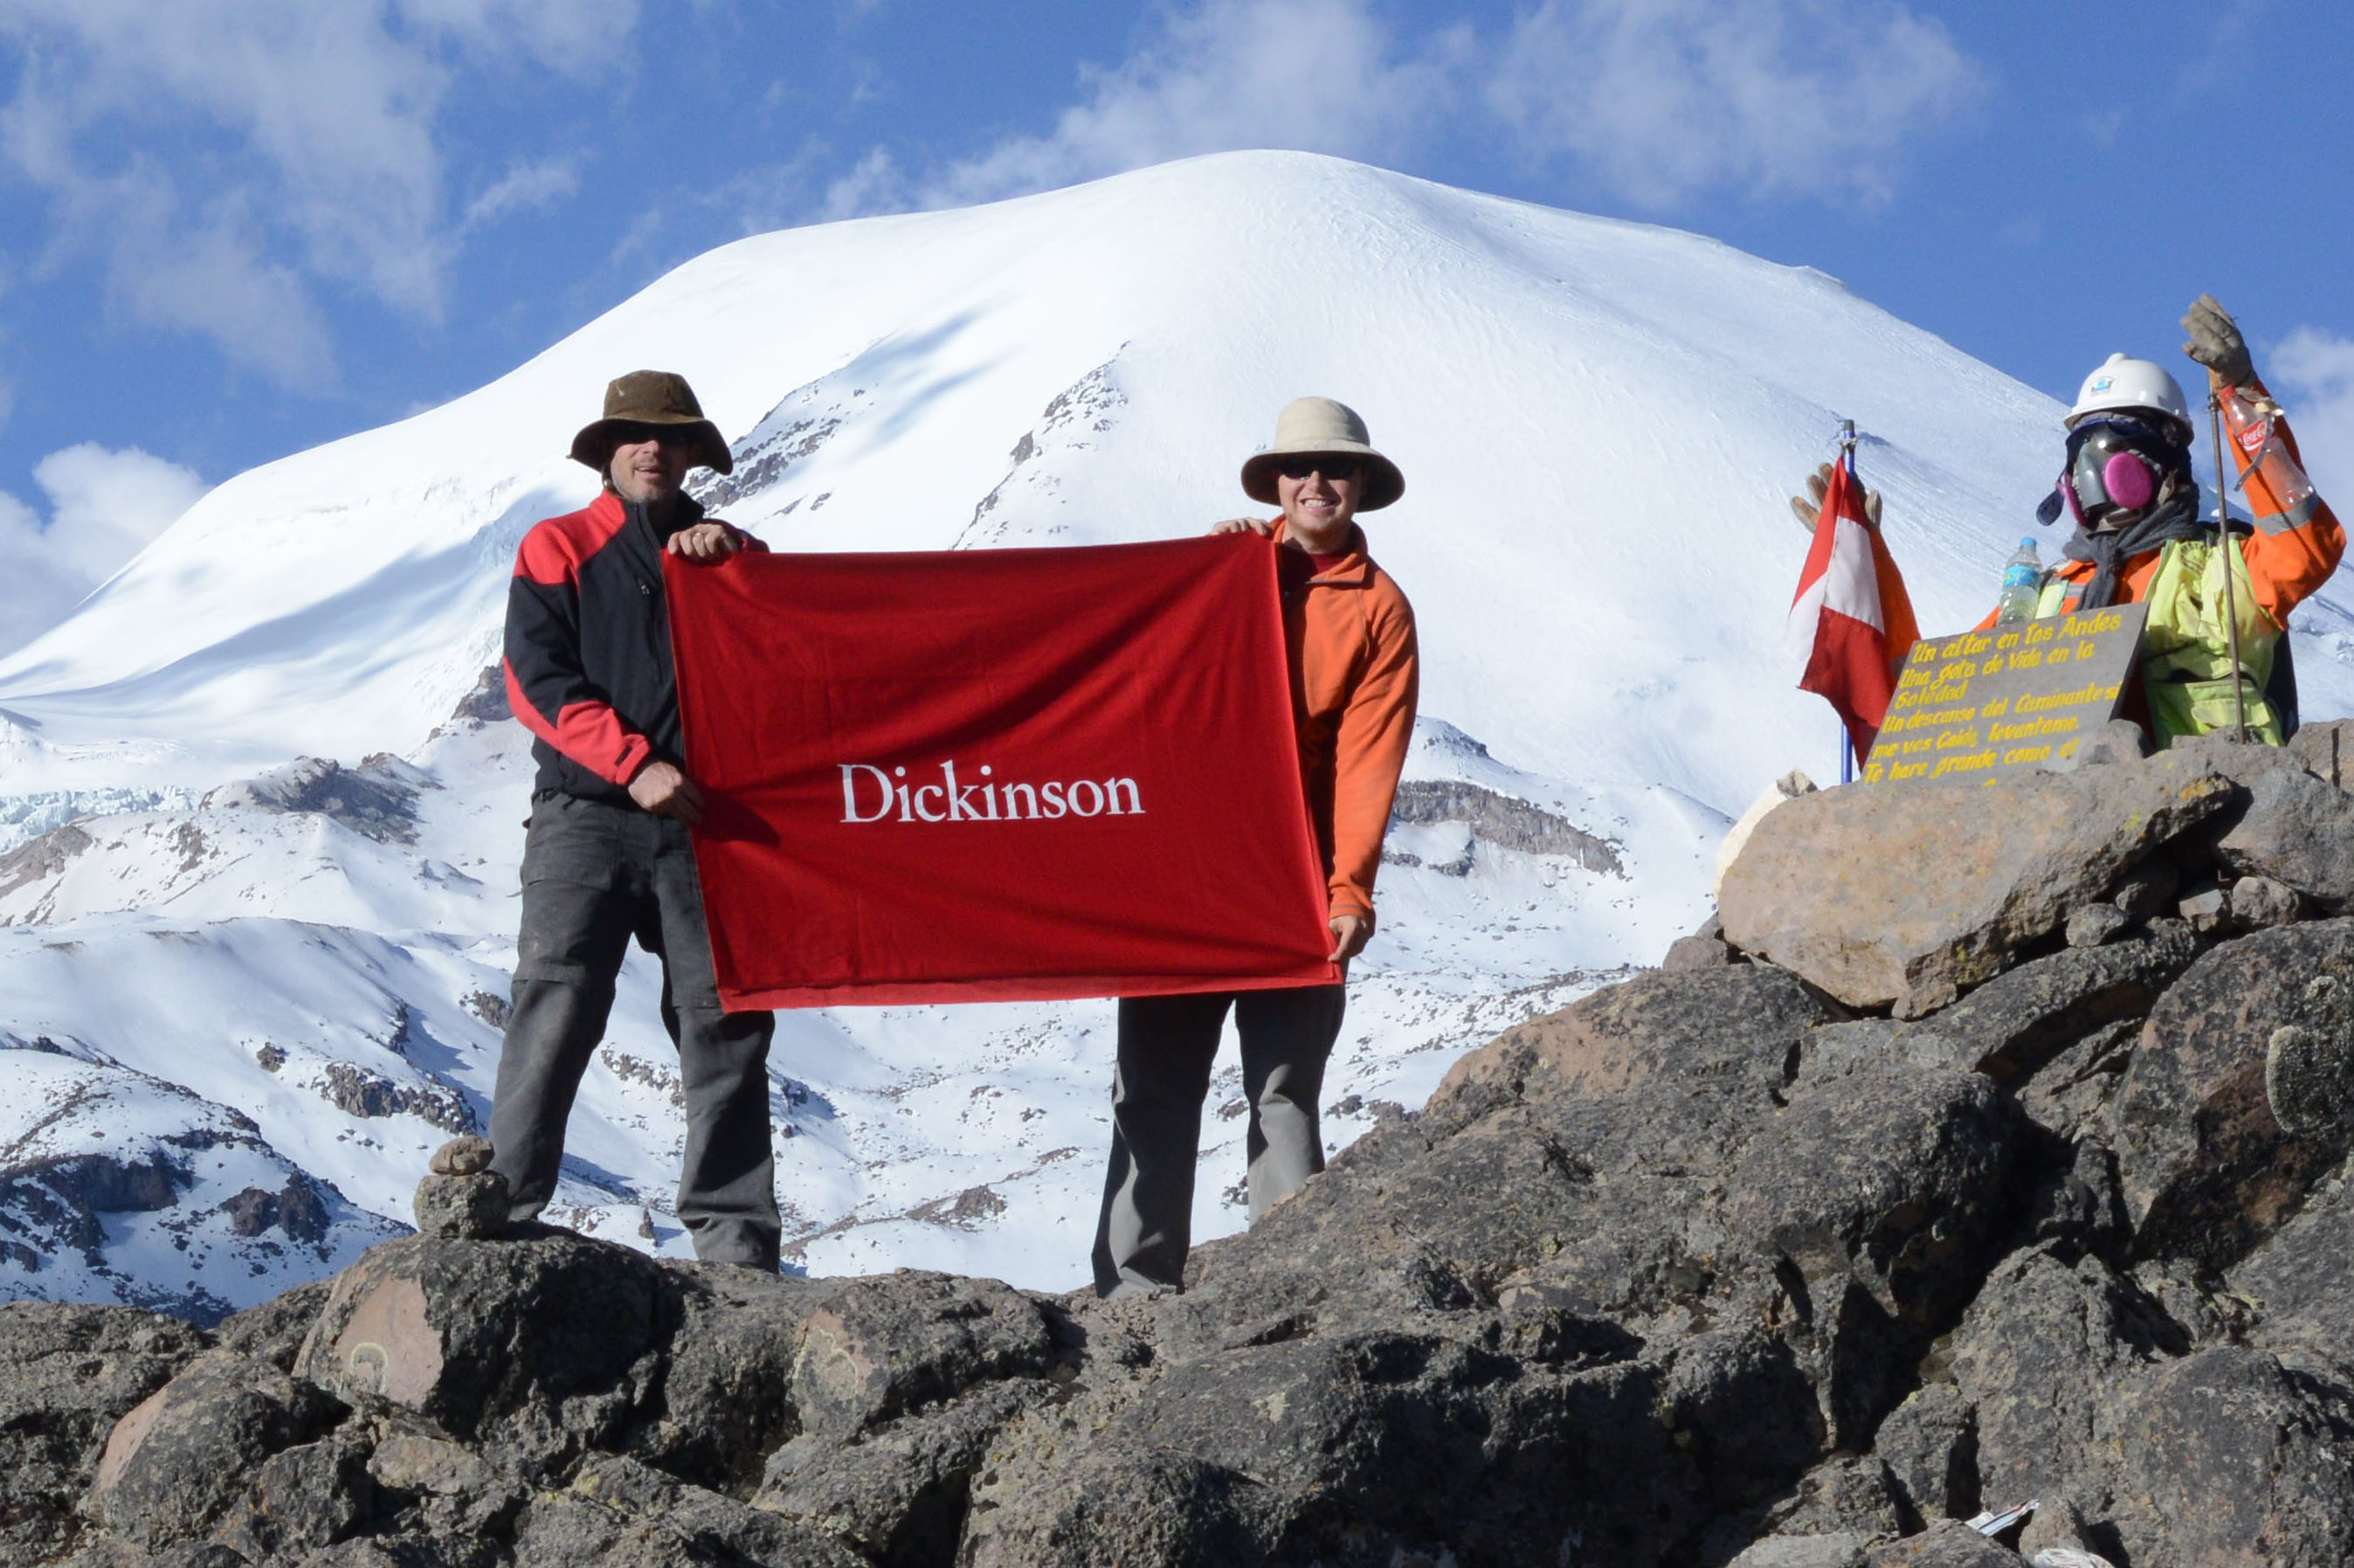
[1784,456,1919,761]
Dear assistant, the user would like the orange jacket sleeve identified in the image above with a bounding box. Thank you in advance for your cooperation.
[1326,590,1419,922]
[2229,373,2344,631]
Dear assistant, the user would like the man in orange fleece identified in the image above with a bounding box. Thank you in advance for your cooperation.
[1092,397,1419,1297]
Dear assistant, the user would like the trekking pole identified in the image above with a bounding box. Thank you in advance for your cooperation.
[2206,372,2251,743]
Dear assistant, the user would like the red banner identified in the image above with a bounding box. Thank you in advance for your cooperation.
[666,535,1340,1009]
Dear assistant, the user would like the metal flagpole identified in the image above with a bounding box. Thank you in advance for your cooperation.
[1839,418,1859,783]
[2206,373,2251,743]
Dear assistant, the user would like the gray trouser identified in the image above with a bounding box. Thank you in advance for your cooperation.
[1091,983,1346,1296]
[489,792,782,1269]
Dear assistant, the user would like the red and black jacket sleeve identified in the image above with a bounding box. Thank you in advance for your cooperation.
[504,495,656,792]
[505,492,768,804]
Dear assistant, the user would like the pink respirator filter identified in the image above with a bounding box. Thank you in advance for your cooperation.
[2103,452,2155,511]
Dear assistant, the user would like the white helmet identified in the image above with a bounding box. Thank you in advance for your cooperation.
[2067,352,2191,439]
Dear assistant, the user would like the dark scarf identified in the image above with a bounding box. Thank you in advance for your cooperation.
[2059,478,2207,610]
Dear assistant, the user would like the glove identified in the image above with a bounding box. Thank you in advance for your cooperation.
[1787,462,1883,535]
[2182,293,2254,387]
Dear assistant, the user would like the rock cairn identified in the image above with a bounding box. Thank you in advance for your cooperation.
[412,1136,508,1240]
[10,722,2354,1566]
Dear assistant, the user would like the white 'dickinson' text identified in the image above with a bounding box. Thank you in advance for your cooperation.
[839,762,1143,824]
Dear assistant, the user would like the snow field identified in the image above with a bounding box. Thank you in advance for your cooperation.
[2,150,2345,1312]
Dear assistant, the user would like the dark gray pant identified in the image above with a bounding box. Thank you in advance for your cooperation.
[1091,983,1346,1296]
[489,792,782,1269]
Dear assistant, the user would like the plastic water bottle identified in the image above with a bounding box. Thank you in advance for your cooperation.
[1995,537,2042,624]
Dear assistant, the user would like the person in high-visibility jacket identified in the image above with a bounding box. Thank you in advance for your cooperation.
[1987,295,2344,745]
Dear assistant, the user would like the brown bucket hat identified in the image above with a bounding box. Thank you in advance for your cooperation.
[1239,397,1404,511]
[570,370,735,476]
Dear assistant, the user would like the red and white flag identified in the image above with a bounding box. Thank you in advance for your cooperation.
[1784,458,1919,761]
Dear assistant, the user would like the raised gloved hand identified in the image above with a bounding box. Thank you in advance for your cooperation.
[2182,294,2254,387]
[1787,462,1883,535]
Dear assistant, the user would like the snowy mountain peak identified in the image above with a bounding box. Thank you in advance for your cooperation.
[3,150,2347,1316]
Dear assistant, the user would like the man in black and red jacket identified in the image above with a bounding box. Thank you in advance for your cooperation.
[491,370,781,1268]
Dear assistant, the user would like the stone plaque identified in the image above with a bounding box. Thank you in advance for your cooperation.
[1864,601,2150,784]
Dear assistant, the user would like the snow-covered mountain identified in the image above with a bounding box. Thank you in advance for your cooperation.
[5,151,2347,1320]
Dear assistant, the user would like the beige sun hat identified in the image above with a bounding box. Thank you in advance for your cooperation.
[570,370,735,476]
[1239,397,1405,511]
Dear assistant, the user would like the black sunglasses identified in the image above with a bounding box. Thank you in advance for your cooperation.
[1276,454,1363,481]
[609,422,701,449]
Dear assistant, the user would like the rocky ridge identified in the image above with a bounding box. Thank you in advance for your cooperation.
[12,724,2354,1566]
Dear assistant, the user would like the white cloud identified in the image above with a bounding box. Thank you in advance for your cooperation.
[0,492,81,655]
[821,147,908,223]
[826,0,1977,224]
[0,442,207,656]
[464,155,584,229]
[1485,0,1979,208]
[399,0,641,79]
[913,0,1472,211]
[0,0,634,385]
[2268,326,2354,516]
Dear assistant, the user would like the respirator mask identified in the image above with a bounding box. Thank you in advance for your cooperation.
[2036,414,2182,529]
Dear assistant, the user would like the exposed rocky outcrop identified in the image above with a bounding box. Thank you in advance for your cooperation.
[1386,778,1625,874]
[0,822,93,902]
[315,1060,478,1134]
[201,755,434,846]
[10,739,2354,1566]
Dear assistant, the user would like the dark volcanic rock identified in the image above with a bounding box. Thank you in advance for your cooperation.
[2111,919,2354,1267]
[86,1348,342,1548]
[1940,1247,2185,1526]
[1730,1063,2025,1445]
[2213,764,2354,908]
[28,770,2354,1568]
[215,1433,378,1562]
[2118,1346,2354,1566]
[2288,716,2354,788]
[411,1171,509,1239]
[2013,1019,2140,1144]
[1433,962,1832,1111]
[2064,901,2132,948]
[1738,1452,1907,1545]
[631,1263,825,1495]
[511,1452,859,1568]
[1864,1520,2015,1565]
[1729,1537,1871,1568]
[1873,1383,1978,1523]
[2233,1169,2354,1379]
[2109,853,2179,921]
[2079,716,2152,765]
[296,1230,667,1476]
[1890,920,2202,1084]
[963,1334,1684,1568]
[756,1378,1057,1567]
[789,1271,1057,1439]
[0,1302,210,1561]
[2178,881,2228,931]
[211,1276,335,1372]
[1662,929,1736,969]
[2228,872,2305,929]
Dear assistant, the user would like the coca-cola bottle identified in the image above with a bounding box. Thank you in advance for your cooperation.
[2218,385,2316,518]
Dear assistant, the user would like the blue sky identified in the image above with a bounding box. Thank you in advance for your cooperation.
[0,0,2348,644]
